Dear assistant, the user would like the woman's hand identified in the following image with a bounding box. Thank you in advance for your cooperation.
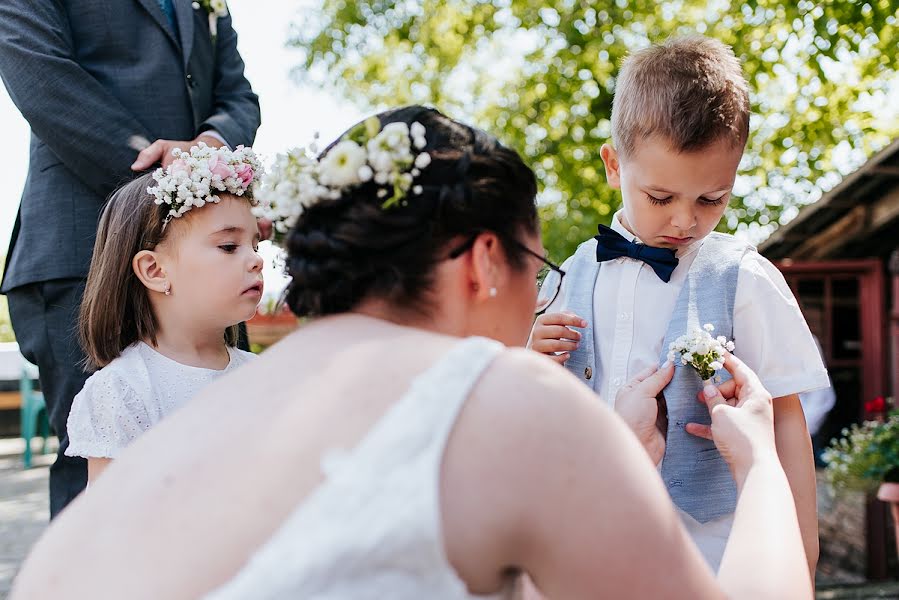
[615,362,675,465]
[685,352,777,488]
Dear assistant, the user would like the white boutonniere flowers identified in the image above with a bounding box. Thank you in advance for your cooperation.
[667,323,735,382]
[192,0,228,39]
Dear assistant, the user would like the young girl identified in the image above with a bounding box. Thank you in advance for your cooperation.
[65,144,265,483]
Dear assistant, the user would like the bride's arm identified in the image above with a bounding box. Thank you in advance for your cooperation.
[446,350,810,599]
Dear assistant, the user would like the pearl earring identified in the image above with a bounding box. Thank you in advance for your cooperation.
[164,282,171,296]
[489,287,497,298]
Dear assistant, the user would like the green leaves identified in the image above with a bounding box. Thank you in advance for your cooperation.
[292,0,899,260]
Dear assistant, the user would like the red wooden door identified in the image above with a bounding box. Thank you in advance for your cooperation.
[776,259,890,579]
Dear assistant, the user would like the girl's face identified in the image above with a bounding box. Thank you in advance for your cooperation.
[159,196,264,330]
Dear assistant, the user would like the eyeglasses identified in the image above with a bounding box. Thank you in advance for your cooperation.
[448,232,566,315]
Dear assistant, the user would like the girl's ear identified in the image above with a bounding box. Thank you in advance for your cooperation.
[132,250,168,294]
[600,144,622,190]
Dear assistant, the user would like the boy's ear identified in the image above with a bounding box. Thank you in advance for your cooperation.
[132,250,168,294]
[600,144,621,190]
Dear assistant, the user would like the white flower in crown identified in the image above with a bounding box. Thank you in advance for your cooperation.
[667,323,735,382]
[318,140,367,187]
[147,143,262,226]
[254,116,433,245]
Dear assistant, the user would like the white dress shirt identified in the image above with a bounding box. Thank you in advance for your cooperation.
[542,210,829,571]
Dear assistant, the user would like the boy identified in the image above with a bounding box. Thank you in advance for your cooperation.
[529,36,826,574]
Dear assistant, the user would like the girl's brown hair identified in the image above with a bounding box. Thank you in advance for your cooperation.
[79,174,237,370]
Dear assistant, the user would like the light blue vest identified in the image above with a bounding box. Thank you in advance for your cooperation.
[553,232,751,523]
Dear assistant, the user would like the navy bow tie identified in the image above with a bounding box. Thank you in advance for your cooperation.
[594,224,679,282]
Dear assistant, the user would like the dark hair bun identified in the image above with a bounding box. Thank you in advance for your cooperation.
[284,106,538,317]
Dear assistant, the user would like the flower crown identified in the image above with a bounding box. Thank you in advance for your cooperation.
[253,117,432,242]
[147,143,262,225]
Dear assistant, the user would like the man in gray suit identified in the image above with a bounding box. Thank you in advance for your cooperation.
[0,0,261,517]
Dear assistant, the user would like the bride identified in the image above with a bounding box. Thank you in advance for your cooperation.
[12,106,810,599]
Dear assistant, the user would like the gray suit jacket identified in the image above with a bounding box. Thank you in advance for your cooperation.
[0,0,261,291]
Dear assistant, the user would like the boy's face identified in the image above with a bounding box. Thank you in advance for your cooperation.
[600,136,743,249]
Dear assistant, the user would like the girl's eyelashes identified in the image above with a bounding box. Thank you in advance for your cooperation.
[218,243,238,253]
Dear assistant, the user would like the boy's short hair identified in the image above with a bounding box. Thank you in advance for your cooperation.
[611,36,750,157]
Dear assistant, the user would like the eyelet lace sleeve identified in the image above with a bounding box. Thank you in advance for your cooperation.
[65,370,153,459]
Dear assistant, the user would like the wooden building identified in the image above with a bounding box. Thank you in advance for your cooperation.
[760,138,899,580]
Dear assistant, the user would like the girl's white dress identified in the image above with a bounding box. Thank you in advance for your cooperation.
[203,337,515,600]
[66,342,255,459]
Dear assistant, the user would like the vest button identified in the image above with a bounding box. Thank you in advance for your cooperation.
[584,367,592,380]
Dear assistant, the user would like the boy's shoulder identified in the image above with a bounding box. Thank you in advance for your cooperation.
[704,231,757,253]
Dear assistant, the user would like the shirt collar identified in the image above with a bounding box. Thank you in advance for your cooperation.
[610,210,704,259]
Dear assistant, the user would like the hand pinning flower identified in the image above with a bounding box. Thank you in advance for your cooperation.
[667,323,735,382]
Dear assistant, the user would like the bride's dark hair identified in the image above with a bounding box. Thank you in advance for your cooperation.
[284,105,539,318]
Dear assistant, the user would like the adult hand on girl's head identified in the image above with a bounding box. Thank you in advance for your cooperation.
[615,362,674,465]
[685,353,776,486]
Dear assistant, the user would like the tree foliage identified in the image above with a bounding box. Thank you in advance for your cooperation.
[293,0,899,259]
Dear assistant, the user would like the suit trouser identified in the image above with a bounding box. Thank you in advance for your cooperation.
[7,278,89,518]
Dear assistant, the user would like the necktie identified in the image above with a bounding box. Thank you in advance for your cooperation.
[157,0,176,30]
[594,224,679,283]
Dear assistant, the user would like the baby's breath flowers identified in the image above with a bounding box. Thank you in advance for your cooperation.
[253,117,431,244]
[667,323,736,382]
[147,143,261,226]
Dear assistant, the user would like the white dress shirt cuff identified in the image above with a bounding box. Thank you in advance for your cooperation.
[198,129,230,148]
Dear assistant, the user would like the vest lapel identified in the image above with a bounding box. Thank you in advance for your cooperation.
[173,0,195,68]
[134,0,181,52]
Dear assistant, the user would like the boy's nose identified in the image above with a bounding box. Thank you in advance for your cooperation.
[670,206,697,231]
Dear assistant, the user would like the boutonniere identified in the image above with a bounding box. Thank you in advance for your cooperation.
[667,323,735,382]
[192,0,228,40]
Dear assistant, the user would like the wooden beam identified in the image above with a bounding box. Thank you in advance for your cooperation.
[789,205,867,260]
[869,165,899,177]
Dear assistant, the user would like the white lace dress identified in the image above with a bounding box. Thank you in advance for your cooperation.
[66,342,256,459]
[204,337,514,600]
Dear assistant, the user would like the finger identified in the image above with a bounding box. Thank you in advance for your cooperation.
[699,381,727,412]
[531,325,582,342]
[720,352,763,396]
[685,423,713,440]
[628,365,657,385]
[131,140,164,170]
[530,339,579,355]
[634,361,675,396]
[549,352,570,365]
[160,143,180,168]
[535,312,587,329]
[696,378,737,404]
[715,378,737,399]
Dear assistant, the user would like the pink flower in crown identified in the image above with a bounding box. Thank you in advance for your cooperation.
[169,158,191,178]
[207,153,234,180]
[234,163,255,187]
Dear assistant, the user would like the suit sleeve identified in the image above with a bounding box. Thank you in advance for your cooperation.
[0,0,153,198]
[197,13,261,148]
